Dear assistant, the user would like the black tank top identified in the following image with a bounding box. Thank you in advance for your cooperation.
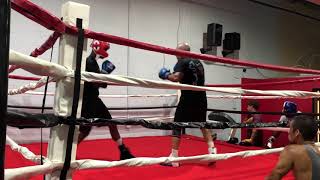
[304,144,320,180]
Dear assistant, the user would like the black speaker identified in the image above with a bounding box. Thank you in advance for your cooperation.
[202,33,208,49]
[207,23,222,46]
[223,32,240,50]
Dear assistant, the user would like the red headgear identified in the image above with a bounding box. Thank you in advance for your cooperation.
[90,40,110,58]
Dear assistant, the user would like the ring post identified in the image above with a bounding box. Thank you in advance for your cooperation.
[0,0,10,179]
[46,2,89,179]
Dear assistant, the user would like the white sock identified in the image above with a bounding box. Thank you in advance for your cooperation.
[170,149,180,167]
[170,149,179,157]
[228,135,234,140]
[269,136,275,141]
[116,138,123,146]
[228,129,236,140]
[208,147,217,154]
[207,140,216,154]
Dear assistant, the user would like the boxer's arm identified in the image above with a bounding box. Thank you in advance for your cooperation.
[244,117,253,124]
[169,59,186,82]
[86,59,108,88]
[266,146,293,180]
[95,82,108,88]
[168,72,184,82]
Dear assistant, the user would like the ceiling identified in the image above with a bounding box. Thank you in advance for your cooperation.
[183,0,320,22]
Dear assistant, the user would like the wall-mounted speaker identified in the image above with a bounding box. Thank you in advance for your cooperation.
[207,23,223,46]
[223,32,240,50]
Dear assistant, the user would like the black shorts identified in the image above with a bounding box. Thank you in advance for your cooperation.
[174,102,207,122]
[80,98,112,134]
[172,102,206,137]
[81,97,112,119]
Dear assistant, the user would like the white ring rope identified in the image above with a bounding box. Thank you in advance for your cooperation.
[102,116,174,121]
[8,77,55,95]
[6,135,48,165]
[5,129,320,179]
[81,72,320,97]
[9,90,319,99]
[143,116,174,121]
[72,147,284,169]
[9,50,320,97]
[6,142,320,180]
[9,50,69,78]
[19,91,178,98]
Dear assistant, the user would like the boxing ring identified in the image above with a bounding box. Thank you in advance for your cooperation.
[2,0,320,180]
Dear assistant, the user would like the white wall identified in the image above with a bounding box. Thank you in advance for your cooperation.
[7,0,320,143]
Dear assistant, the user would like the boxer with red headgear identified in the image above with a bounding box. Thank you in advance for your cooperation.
[90,40,110,59]
[79,40,135,160]
[266,101,300,149]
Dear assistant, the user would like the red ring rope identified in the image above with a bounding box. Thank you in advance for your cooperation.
[9,75,41,81]
[206,76,320,87]
[11,0,320,75]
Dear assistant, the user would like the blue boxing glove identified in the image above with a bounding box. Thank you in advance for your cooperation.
[158,68,171,80]
[101,60,116,74]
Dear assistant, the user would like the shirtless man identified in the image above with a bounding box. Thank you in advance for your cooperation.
[266,115,320,180]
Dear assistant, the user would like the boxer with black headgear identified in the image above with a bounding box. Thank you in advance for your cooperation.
[79,40,135,160]
[266,101,300,149]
